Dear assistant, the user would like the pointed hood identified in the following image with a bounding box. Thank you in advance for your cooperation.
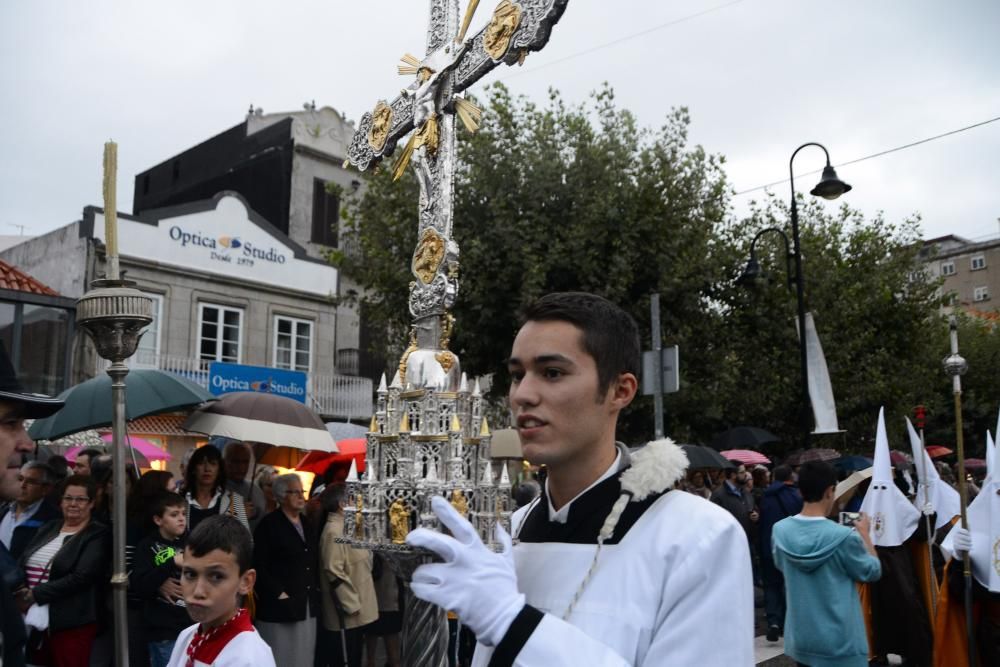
[987,430,996,483]
[906,418,960,531]
[944,422,1000,592]
[860,408,920,546]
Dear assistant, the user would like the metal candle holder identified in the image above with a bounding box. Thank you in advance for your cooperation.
[76,277,152,667]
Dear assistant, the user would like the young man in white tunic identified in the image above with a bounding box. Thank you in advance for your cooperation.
[407,292,754,666]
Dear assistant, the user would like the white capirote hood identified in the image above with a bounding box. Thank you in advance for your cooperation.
[860,408,920,547]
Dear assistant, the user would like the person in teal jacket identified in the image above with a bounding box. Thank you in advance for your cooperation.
[773,460,882,667]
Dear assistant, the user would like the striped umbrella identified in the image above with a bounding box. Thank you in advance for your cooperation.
[786,448,841,465]
[721,449,771,466]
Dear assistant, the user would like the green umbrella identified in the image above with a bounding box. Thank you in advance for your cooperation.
[28,369,215,441]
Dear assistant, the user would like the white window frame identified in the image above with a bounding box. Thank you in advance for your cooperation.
[273,315,313,372]
[134,293,164,368]
[197,303,244,366]
[940,261,956,276]
[974,286,989,302]
[971,255,986,271]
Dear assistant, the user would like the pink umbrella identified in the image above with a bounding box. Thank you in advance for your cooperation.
[100,434,171,461]
[721,449,771,465]
[889,449,911,466]
[63,436,171,464]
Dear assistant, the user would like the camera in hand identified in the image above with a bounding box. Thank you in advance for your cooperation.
[839,511,861,527]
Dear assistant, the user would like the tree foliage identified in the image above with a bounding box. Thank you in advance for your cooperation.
[335,82,996,452]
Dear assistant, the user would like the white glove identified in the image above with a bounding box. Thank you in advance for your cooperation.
[952,526,972,553]
[406,496,525,647]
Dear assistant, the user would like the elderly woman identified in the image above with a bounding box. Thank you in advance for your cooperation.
[253,473,320,665]
[254,465,279,514]
[16,474,110,667]
[318,484,378,667]
[183,445,249,534]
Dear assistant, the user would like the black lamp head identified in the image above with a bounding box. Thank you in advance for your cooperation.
[810,164,852,200]
[737,255,765,287]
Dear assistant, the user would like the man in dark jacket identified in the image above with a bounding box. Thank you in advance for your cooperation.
[758,465,803,641]
[0,461,61,559]
[710,464,757,541]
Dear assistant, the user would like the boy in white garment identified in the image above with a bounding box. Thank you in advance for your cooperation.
[167,515,275,667]
[407,292,754,666]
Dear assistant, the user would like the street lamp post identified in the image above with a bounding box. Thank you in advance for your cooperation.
[740,142,851,448]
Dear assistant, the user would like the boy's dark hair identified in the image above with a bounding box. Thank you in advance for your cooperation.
[773,465,794,483]
[521,292,640,397]
[60,474,98,501]
[184,445,225,496]
[46,455,70,480]
[186,514,252,573]
[151,491,186,518]
[797,461,838,503]
[77,448,103,464]
[89,454,113,485]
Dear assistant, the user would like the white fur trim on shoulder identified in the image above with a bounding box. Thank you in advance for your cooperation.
[621,438,689,502]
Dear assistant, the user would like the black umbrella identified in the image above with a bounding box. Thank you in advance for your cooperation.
[709,426,782,451]
[680,444,735,470]
[834,455,874,472]
[28,369,215,441]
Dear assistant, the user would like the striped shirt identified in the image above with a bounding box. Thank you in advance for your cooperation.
[24,531,74,588]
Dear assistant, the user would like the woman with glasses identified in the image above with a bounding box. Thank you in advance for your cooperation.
[253,473,321,665]
[15,474,110,667]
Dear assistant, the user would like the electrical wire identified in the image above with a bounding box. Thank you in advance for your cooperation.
[734,115,1000,196]
[497,0,748,82]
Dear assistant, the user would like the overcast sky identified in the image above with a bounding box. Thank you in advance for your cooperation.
[2,0,998,243]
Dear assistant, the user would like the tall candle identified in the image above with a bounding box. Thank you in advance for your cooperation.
[103,141,120,280]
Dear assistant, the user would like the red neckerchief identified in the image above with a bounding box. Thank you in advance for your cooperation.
[185,607,253,667]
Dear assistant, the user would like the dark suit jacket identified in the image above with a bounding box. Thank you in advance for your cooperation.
[0,500,61,560]
[252,509,320,623]
[18,519,110,632]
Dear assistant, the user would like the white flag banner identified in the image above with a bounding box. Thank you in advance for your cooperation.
[802,312,841,434]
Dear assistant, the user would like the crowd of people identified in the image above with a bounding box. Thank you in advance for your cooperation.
[673,412,999,667]
[1,436,409,667]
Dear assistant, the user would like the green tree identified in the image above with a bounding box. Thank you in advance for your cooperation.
[923,312,1000,459]
[708,196,947,455]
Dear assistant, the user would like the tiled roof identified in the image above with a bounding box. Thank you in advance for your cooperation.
[0,259,59,295]
[97,413,196,437]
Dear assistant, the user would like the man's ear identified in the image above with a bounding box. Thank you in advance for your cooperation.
[609,372,638,409]
[238,568,257,597]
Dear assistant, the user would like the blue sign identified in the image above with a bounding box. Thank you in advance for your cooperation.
[208,362,308,403]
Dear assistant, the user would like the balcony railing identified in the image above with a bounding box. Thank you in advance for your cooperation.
[96,351,373,420]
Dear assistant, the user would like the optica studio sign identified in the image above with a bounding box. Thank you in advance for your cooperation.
[208,362,308,403]
[168,225,287,265]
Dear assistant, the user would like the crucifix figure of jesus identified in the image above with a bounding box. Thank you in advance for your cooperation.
[346,0,570,391]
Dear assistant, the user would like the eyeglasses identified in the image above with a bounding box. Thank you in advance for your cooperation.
[17,476,48,486]
[285,489,305,497]
[62,496,91,505]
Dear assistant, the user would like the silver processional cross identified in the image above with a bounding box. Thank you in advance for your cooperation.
[346,0,569,390]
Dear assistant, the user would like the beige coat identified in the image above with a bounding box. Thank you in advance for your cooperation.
[319,512,378,631]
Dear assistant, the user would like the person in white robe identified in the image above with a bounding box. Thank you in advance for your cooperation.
[405,292,754,666]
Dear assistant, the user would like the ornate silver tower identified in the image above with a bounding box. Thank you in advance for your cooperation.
[339,1,570,665]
